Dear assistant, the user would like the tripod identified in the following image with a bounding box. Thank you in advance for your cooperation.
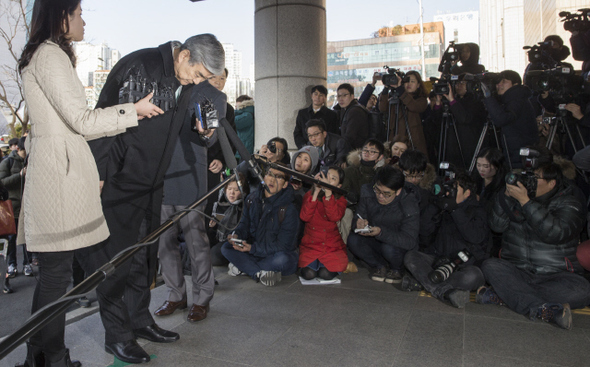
[546,107,587,154]
[387,88,414,148]
[437,100,466,171]
[468,117,502,173]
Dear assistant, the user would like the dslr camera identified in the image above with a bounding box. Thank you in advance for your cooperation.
[505,148,540,198]
[428,249,472,284]
[432,162,457,198]
[560,9,590,33]
[380,65,408,87]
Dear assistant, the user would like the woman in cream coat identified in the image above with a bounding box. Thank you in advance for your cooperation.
[16,0,162,366]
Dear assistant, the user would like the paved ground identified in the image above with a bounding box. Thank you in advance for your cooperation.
[1,266,590,367]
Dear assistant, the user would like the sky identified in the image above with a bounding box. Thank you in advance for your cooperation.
[80,0,479,78]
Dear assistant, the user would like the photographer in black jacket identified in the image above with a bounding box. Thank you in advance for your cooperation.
[482,70,539,169]
[403,173,489,308]
[478,161,590,329]
[432,74,487,169]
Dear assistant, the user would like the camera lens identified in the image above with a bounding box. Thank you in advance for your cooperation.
[268,142,277,154]
[505,172,518,185]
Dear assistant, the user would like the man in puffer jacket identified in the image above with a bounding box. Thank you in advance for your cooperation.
[478,161,590,330]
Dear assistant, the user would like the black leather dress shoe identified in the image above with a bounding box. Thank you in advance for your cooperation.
[104,340,150,364]
[133,324,179,343]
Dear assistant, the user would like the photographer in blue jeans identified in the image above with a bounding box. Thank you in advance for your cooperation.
[478,160,590,330]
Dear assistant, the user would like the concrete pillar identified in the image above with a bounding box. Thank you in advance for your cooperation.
[254,0,327,153]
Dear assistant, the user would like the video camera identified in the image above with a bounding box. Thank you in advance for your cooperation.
[526,66,583,105]
[430,74,459,96]
[380,65,408,87]
[523,41,561,67]
[560,8,590,33]
[505,148,540,198]
[462,72,501,99]
[438,41,460,75]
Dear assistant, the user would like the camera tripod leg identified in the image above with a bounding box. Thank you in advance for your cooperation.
[450,115,467,170]
[546,123,558,151]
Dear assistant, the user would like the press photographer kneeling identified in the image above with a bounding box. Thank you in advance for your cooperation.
[403,171,490,309]
[478,148,590,329]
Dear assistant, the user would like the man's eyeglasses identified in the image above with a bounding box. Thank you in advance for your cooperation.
[308,132,323,139]
[373,185,395,199]
[336,93,350,99]
[362,149,380,155]
[403,172,425,180]
[265,171,286,181]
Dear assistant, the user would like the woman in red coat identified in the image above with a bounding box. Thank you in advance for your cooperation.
[299,167,348,280]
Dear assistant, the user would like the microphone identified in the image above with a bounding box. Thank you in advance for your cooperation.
[248,158,270,193]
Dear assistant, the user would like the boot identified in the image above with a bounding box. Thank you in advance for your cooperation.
[3,277,13,294]
[45,349,81,367]
[14,342,44,367]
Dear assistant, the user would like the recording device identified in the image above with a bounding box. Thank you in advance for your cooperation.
[462,72,501,99]
[192,99,219,132]
[428,249,471,284]
[438,41,460,75]
[267,141,279,154]
[505,148,540,198]
[381,65,408,87]
[526,67,582,105]
[432,162,457,198]
[430,74,459,96]
[523,41,560,67]
[119,69,175,112]
[560,8,590,32]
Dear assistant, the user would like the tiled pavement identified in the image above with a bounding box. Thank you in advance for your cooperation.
[2,266,590,367]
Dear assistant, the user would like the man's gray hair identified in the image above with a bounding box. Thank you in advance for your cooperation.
[181,34,225,76]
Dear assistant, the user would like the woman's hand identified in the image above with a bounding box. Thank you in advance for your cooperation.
[135,93,165,120]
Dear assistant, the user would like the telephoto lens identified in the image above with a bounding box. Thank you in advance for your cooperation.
[429,257,456,284]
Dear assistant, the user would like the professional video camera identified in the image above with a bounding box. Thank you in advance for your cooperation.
[526,66,583,105]
[380,65,408,87]
[505,148,540,198]
[560,8,590,32]
[438,41,460,75]
[430,74,459,96]
[523,41,561,67]
[462,72,501,99]
[428,249,472,284]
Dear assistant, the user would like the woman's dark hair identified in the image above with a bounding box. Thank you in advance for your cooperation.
[373,165,404,191]
[328,165,345,185]
[473,147,507,201]
[18,0,81,73]
[405,70,427,98]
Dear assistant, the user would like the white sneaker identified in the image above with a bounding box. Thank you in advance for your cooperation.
[7,264,17,278]
[227,263,243,277]
[257,270,282,286]
[24,264,33,276]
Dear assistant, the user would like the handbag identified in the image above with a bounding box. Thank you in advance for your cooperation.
[0,187,16,237]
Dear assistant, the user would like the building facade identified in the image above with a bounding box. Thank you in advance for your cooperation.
[479,0,585,75]
[326,22,444,105]
[73,42,120,87]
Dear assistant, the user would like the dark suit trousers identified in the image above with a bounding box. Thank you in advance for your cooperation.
[95,193,158,344]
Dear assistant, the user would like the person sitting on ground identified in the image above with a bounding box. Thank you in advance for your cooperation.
[338,139,385,245]
[478,161,590,330]
[397,149,437,250]
[387,135,409,165]
[347,166,420,284]
[403,173,489,308]
[299,166,348,281]
[221,164,299,286]
[209,173,249,267]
